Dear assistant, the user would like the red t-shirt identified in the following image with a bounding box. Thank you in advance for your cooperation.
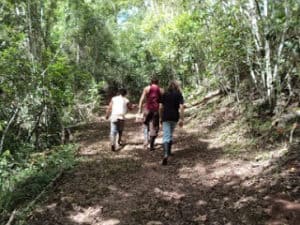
[146,84,161,111]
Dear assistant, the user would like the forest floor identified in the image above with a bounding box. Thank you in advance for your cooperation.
[28,97,300,225]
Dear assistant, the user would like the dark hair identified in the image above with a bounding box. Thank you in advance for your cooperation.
[167,80,180,93]
[118,88,127,96]
[151,77,159,85]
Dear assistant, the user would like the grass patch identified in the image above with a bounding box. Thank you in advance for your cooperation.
[223,143,248,156]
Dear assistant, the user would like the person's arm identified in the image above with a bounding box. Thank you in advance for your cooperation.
[138,87,148,113]
[159,103,164,124]
[160,87,164,95]
[127,102,134,111]
[178,93,185,127]
[178,104,184,127]
[105,100,112,119]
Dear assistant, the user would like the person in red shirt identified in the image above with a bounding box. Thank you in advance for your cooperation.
[138,77,164,150]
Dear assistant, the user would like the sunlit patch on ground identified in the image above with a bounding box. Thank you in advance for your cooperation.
[178,158,272,187]
[69,206,103,224]
[154,187,185,201]
[99,219,121,225]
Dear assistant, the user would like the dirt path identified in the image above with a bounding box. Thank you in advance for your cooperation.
[28,112,300,225]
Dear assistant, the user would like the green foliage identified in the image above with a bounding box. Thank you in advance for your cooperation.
[0,145,77,223]
[1,0,298,152]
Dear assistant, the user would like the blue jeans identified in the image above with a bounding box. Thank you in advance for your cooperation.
[110,120,124,145]
[162,121,177,143]
[163,121,177,157]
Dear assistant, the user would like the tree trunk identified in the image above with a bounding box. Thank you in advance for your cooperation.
[0,108,19,154]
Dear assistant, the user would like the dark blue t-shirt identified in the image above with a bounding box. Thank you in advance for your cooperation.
[160,90,184,122]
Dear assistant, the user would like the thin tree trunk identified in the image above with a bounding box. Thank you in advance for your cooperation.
[248,0,262,50]
[285,71,293,98]
[247,50,258,86]
[245,0,267,97]
[26,0,36,73]
[265,39,272,101]
[76,44,80,64]
[194,63,201,87]
[235,63,240,105]
[272,1,289,93]
[0,108,20,154]
[262,0,274,103]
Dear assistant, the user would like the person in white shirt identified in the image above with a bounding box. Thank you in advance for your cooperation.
[106,88,131,151]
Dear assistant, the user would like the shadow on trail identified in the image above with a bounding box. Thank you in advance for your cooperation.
[27,118,300,225]
[72,121,110,146]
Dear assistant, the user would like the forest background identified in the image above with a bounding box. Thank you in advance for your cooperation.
[0,0,299,223]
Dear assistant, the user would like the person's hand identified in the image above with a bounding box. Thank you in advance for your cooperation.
[135,113,143,123]
[159,119,163,130]
[178,119,184,128]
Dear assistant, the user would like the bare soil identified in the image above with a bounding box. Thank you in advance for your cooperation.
[28,110,300,225]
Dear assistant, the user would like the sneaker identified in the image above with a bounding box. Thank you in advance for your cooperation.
[111,145,116,151]
[162,158,168,165]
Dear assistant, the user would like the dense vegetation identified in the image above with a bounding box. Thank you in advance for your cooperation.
[1,0,299,222]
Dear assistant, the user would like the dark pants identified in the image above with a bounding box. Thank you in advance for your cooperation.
[143,110,159,147]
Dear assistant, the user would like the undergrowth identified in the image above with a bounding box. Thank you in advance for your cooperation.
[186,91,291,159]
[0,144,78,224]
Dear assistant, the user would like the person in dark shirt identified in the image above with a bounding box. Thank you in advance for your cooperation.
[138,77,164,150]
[159,80,184,165]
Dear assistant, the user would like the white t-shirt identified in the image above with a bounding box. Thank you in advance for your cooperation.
[110,95,129,122]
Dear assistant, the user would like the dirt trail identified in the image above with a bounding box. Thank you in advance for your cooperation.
[28,112,300,225]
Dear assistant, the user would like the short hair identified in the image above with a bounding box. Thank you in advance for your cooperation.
[119,88,127,96]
